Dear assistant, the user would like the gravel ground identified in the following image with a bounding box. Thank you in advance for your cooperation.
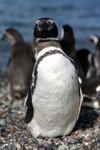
[0,73,100,150]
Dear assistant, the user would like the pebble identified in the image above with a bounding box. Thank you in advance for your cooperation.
[10,126,17,134]
[58,145,68,150]
[0,118,6,127]
[33,148,38,150]
[0,73,100,150]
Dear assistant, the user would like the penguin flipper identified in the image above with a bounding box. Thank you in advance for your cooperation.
[24,84,34,123]
[76,88,83,120]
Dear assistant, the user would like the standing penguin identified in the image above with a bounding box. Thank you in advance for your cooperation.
[89,35,100,76]
[24,18,83,138]
[81,75,100,109]
[60,25,76,58]
[60,25,84,83]
[77,48,96,79]
[1,28,35,99]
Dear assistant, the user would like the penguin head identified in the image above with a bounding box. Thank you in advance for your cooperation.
[89,35,100,45]
[1,28,23,45]
[34,18,58,39]
[61,25,74,41]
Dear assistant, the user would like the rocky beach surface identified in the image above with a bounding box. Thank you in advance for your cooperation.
[0,72,100,150]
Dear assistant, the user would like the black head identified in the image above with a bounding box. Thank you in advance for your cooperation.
[89,35,100,46]
[1,28,23,43]
[34,18,58,39]
[61,25,74,41]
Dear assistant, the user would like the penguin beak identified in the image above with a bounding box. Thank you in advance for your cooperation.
[39,20,49,29]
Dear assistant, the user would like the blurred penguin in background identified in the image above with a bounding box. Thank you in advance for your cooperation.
[60,25,76,59]
[60,25,84,83]
[81,75,100,109]
[1,28,35,99]
[77,48,96,79]
[89,35,100,76]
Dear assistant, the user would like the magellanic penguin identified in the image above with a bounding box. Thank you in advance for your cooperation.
[89,35,100,76]
[1,28,35,99]
[77,48,96,79]
[60,25,84,83]
[24,18,83,138]
[81,75,100,109]
[60,25,76,58]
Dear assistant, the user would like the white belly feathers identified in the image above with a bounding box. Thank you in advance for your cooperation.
[26,46,82,138]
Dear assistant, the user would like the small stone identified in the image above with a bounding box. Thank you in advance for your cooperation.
[60,142,64,145]
[97,117,100,121]
[70,131,75,135]
[87,137,92,141]
[10,126,17,134]
[14,142,21,149]
[1,129,7,137]
[84,142,89,146]
[7,94,12,100]
[0,118,6,127]
[39,147,46,150]
[58,145,68,150]
[1,110,8,116]
[94,133,99,139]
[44,136,49,140]
[86,130,92,136]
[33,148,38,150]
[21,141,25,146]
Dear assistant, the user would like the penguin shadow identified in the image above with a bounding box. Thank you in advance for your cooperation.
[74,108,99,131]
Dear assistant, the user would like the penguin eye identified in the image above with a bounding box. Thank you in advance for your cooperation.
[49,20,55,27]
[51,22,54,27]
[50,22,55,27]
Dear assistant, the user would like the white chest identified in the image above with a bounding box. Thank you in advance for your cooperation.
[28,48,80,138]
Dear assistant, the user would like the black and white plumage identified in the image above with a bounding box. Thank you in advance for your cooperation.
[60,25,76,59]
[82,95,100,109]
[31,39,37,59]
[82,75,100,109]
[77,48,96,79]
[89,35,100,76]
[60,25,84,83]
[24,18,83,138]
[1,28,35,99]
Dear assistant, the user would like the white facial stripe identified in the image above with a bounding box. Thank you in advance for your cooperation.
[96,85,100,92]
[37,46,74,65]
[36,37,58,43]
[5,32,14,43]
[36,20,40,24]
[90,35,99,44]
[61,27,64,39]
[37,46,63,59]
[48,19,54,23]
